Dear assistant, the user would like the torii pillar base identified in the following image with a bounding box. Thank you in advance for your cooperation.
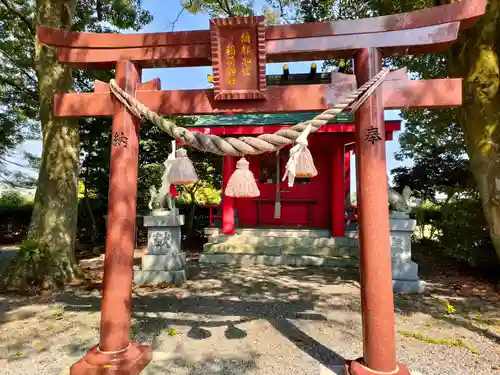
[345,359,411,375]
[70,342,152,375]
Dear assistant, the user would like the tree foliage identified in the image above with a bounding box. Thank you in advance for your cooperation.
[0,0,39,186]
[365,0,500,265]
[0,0,153,292]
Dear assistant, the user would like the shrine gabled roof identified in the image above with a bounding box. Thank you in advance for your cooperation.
[189,112,358,127]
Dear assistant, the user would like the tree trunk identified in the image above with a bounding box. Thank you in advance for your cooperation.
[187,191,197,234]
[448,0,500,262]
[2,0,81,292]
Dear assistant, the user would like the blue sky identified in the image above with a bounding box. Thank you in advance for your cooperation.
[13,0,405,191]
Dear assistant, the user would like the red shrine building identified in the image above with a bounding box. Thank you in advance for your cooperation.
[190,68,401,238]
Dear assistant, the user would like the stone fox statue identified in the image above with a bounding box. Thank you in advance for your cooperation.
[148,142,179,213]
[388,186,412,213]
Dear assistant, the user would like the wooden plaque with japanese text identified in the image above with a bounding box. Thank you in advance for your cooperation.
[210,16,267,101]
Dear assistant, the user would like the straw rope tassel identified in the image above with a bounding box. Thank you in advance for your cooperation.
[169,147,199,185]
[225,157,260,198]
[283,124,317,187]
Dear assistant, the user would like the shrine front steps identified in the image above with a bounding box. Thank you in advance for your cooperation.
[233,228,332,238]
[201,229,359,268]
[201,227,425,293]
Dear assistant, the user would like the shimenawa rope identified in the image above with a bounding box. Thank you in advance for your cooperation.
[108,68,389,156]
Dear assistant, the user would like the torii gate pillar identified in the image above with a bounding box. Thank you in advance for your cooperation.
[71,60,152,374]
[345,48,410,375]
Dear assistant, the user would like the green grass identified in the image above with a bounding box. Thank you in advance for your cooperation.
[397,329,479,354]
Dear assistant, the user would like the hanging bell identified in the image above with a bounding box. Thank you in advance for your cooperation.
[225,157,260,198]
[168,148,199,185]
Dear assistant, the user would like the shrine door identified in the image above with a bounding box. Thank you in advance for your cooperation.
[236,138,330,228]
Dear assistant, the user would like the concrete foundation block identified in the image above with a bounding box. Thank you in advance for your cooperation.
[204,227,220,243]
[144,214,184,227]
[147,227,182,254]
[392,259,419,281]
[134,270,187,286]
[141,253,186,271]
[229,254,257,266]
[199,254,231,265]
[393,279,426,294]
[326,257,359,267]
[294,255,326,266]
[143,214,184,255]
[254,255,296,266]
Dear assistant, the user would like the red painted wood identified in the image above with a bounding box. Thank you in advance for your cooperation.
[266,21,459,57]
[57,44,212,69]
[264,0,485,38]
[95,78,161,93]
[344,149,351,205]
[35,25,210,48]
[53,78,463,117]
[348,48,404,375]
[222,156,236,234]
[36,1,485,68]
[187,122,400,136]
[331,137,345,237]
[100,61,142,352]
[36,1,485,49]
[50,23,460,68]
[199,204,221,228]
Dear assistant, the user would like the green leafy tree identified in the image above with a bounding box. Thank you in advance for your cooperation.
[182,0,254,17]
[181,0,293,22]
[364,0,500,263]
[391,144,472,204]
[0,0,152,292]
[0,0,39,187]
[0,191,28,208]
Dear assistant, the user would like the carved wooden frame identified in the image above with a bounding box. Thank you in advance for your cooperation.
[210,16,267,100]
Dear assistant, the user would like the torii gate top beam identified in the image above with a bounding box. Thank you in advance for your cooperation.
[37,0,486,69]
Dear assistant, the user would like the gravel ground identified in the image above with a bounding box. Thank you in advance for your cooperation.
[0,261,499,375]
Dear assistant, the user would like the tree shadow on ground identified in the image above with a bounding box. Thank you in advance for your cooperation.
[56,264,354,367]
[1,255,499,369]
[146,350,261,375]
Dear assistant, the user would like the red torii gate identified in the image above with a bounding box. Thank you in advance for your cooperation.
[36,1,485,374]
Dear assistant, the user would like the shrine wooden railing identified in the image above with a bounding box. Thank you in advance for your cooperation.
[199,204,222,228]
[201,203,359,229]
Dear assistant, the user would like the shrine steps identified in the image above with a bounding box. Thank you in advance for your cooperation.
[200,228,359,268]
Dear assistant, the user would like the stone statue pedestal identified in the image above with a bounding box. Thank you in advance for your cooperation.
[389,212,426,293]
[134,212,187,286]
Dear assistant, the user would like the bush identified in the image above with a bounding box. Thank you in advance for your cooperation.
[435,198,498,268]
[0,192,33,244]
[0,191,29,208]
[411,201,442,240]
